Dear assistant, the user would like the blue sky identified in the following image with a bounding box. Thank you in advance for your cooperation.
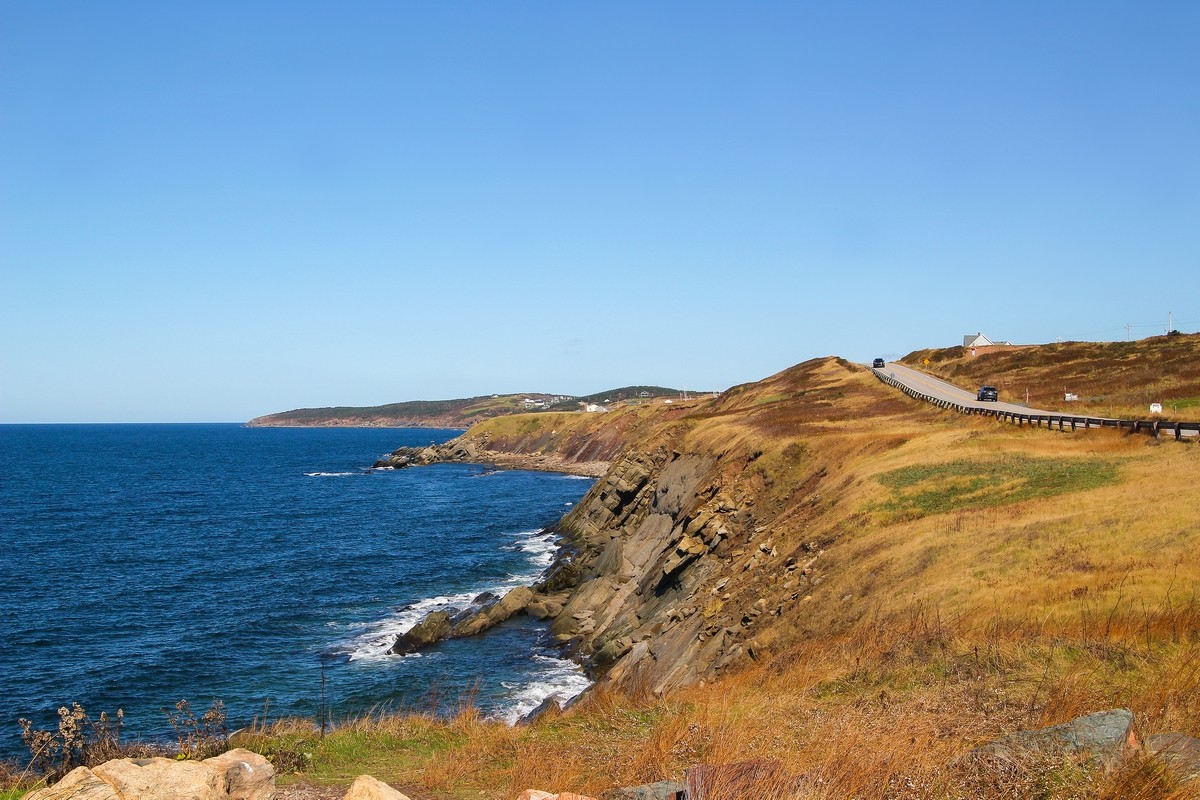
[2,2,1197,422]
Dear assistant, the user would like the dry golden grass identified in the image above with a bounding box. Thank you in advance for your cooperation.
[241,593,1200,799]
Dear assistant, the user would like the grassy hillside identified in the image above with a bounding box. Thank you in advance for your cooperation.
[540,385,691,411]
[18,355,1200,799]
[902,333,1200,420]
[247,387,691,428]
[246,394,538,427]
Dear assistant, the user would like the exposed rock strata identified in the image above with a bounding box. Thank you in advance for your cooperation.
[386,441,829,697]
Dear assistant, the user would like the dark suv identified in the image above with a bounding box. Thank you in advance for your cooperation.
[872,358,885,368]
[977,385,998,402]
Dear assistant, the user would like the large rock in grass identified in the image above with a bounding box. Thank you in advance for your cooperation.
[24,749,277,800]
[202,748,275,800]
[23,766,120,800]
[92,757,225,800]
[389,610,452,654]
[964,709,1138,770]
[1148,733,1200,783]
[343,773,412,800]
[602,780,687,799]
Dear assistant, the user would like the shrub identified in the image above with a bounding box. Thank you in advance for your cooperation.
[18,704,126,781]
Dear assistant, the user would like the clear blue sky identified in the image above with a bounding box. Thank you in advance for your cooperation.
[2,2,1197,422]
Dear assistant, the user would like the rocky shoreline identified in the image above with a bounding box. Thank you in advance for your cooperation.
[370,434,804,702]
[369,438,609,716]
[372,440,611,478]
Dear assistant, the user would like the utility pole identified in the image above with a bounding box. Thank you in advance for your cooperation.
[1168,311,1174,334]
[1126,323,1132,340]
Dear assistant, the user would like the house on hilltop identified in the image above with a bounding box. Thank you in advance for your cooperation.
[962,332,1015,348]
[963,332,995,348]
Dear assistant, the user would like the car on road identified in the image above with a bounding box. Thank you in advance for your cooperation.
[872,358,885,368]
[977,385,998,402]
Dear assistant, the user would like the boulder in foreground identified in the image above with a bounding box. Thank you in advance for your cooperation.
[24,748,274,800]
[343,773,412,800]
[962,709,1138,770]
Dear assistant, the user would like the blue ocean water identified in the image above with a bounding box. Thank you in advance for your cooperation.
[0,424,593,761]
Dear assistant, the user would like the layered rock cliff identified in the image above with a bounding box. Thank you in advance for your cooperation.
[548,442,826,694]
[378,357,945,695]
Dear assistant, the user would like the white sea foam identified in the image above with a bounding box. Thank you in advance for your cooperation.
[337,590,481,663]
[338,574,533,663]
[494,653,592,724]
[332,529,565,664]
[304,471,361,477]
[514,531,558,568]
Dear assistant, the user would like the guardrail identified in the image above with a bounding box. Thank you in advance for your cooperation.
[874,369,1200,441]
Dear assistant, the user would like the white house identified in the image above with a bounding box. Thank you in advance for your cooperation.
[584,403,608,413]
[963,332,995,348]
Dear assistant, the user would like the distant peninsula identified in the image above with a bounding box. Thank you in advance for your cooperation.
[246,386,689,428]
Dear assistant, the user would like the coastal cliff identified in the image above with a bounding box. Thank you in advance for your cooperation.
[373,347,1200,713]
[377,357,944,693]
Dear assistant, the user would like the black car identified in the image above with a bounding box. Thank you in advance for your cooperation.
[977,385,998,402]
[872,358,885,368]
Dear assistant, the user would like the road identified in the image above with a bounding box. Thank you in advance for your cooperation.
[871,361,1199,439]
[872,361,1082,418]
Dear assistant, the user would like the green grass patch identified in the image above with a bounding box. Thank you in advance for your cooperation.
[229,715,469,786]
[873,456,1119,519]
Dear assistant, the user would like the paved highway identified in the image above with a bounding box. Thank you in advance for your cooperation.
[871,361,1199,439]
[872,361,1082,418]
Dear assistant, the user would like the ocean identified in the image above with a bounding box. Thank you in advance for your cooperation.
[0,424,593,761]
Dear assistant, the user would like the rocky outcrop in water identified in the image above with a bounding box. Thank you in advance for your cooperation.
[387,586,538,655]
[372,433,612,478]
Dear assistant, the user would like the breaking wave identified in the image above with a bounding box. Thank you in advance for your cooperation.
[332,529,564,663]
[495,654,592,724]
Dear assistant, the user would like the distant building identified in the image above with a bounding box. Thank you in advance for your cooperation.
[963,332,995,348]
[638,391,650,397]
[584,403,608,413]
[963,332,1014,348]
